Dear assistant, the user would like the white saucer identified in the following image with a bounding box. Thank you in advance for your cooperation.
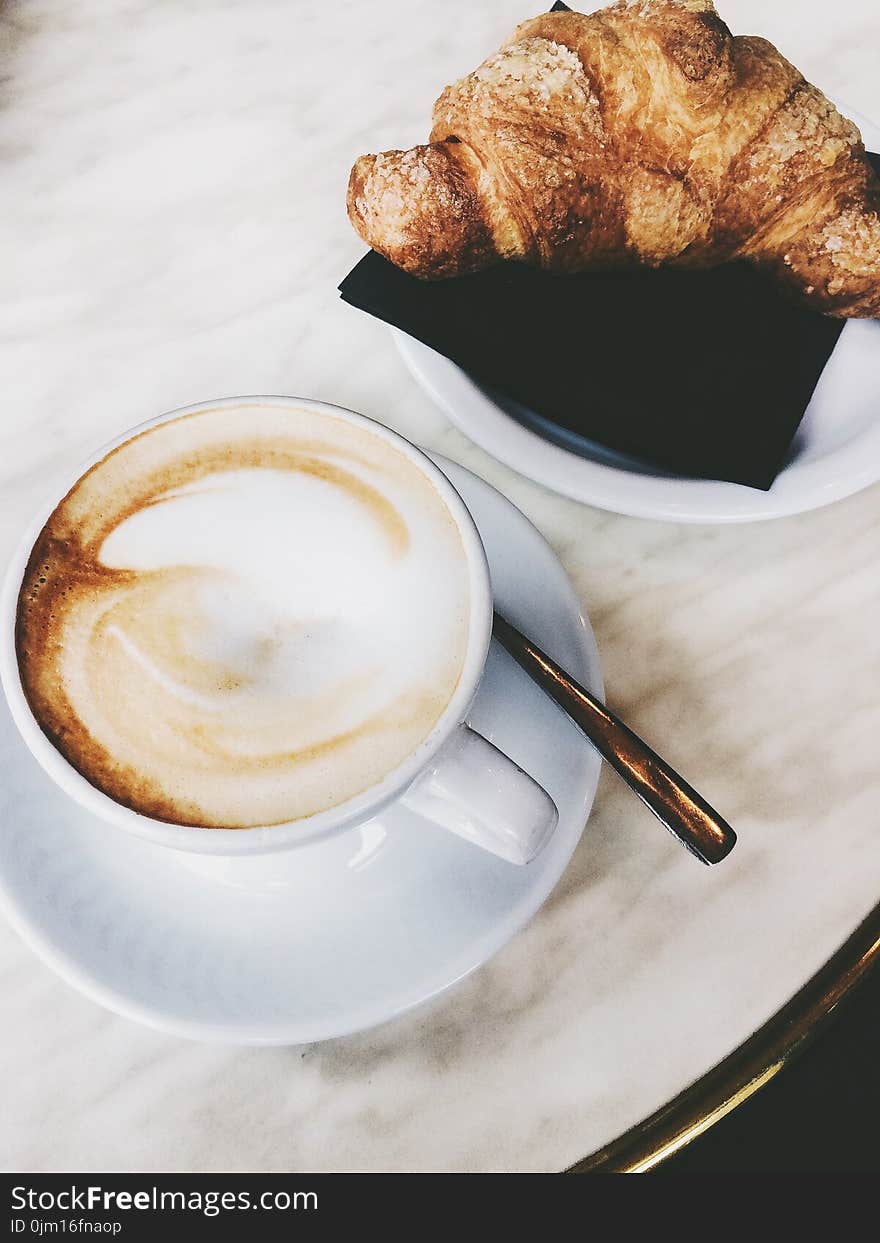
[0,458,602,1045]
[396,108,880,525]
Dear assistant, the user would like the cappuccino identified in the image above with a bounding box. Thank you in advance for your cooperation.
[16,404,471,827]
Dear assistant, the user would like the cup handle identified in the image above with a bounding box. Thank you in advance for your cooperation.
[399,725,559,865]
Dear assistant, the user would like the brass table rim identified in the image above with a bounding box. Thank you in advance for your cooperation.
[568,899,880,1172]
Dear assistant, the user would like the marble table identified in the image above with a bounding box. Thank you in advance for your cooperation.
[2,0,879,1172]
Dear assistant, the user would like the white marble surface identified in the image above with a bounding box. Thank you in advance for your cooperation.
[2,0,879,1172]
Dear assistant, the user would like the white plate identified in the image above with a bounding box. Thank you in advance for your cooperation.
[395,108,880,524]
[0,458,602,1045]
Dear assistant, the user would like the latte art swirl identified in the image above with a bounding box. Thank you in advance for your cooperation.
[16,405,471,827]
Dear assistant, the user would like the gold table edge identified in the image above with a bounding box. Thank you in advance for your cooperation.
[566,900,880,1173]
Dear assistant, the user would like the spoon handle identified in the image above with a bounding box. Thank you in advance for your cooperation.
[492,612,736,866]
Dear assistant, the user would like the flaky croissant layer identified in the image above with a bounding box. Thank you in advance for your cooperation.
[347,0,880,317]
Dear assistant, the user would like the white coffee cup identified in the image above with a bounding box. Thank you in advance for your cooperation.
[0,397,558,864]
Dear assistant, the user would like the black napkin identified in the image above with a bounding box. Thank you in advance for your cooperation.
[339,54,878,488]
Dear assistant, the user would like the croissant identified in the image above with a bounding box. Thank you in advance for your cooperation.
[347,0,880,317]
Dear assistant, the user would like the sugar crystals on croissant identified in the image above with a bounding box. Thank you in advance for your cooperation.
[347,0,880,317]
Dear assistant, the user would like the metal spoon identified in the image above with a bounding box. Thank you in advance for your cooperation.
[492,611,736,865]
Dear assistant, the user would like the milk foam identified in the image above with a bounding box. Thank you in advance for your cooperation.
[15,405,472,827]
